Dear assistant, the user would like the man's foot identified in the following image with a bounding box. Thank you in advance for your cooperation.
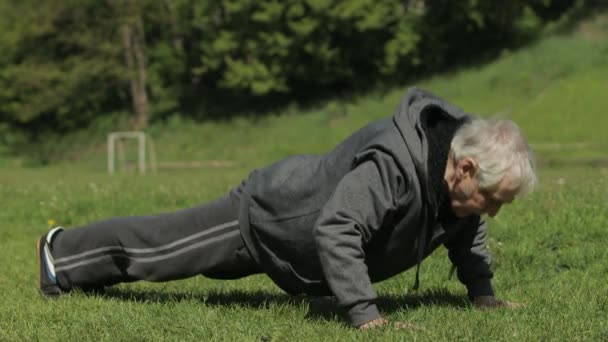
[36,227,64,297]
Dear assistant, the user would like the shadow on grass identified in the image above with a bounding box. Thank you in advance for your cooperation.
[306,288,470,322]
[98,286,470,323]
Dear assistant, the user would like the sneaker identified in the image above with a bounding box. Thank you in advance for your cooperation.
[36,227,64,297]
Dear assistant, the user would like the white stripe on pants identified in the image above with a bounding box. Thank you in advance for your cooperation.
[51,193,260,290]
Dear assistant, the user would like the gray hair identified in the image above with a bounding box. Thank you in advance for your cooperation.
[450,117,537,196]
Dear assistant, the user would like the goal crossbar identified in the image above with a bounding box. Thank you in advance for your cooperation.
[107,131,156,174]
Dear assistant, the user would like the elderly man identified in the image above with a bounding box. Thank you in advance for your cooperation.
[37,88,537,329]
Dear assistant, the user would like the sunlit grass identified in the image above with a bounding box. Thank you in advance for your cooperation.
[1,165,607,340]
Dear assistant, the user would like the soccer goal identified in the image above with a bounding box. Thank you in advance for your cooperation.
[107,131,157,174]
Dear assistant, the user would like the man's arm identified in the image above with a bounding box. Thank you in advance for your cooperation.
[444,219,524,308]
[444,217,495,299]
[313,156,403,327]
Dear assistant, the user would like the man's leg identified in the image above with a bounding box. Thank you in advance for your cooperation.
[45,193,259,292]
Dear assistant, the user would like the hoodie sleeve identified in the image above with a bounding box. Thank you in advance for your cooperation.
[313,154,404,327]
[444,217,495,299]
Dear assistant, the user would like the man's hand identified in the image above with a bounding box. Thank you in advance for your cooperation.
[473,295,524,308]
[357,317,421,331]
[358,317,388,330]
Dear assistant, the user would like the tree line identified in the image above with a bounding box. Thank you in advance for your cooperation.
[0,0,582,143]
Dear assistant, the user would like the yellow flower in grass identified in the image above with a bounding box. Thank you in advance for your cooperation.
[47,219,56,227]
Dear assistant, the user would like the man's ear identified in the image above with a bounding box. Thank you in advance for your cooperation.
[457,157,478,180]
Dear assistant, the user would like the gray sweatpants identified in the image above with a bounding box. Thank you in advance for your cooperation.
[52,191,261,291]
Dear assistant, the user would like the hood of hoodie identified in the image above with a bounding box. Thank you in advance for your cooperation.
[392,87,470,210]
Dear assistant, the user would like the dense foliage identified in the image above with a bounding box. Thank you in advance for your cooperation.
[0,0,581,139]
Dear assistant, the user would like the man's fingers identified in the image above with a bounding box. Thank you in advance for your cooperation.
[358,319,422,331]
[358,318,422,331]
[394,321,423,331]
[502,300,525,308]
[358,317,388,330]
[473,296,526,309]
[493,299,525,308]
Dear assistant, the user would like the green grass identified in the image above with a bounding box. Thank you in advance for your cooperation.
[1,11,608,342]
[1,165,607,341]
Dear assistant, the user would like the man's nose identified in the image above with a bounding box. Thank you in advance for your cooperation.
[487,204,502,218]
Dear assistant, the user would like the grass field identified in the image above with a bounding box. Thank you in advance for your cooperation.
[1,11,608,342]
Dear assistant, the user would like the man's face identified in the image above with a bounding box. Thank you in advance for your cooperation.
[449,165,519,218]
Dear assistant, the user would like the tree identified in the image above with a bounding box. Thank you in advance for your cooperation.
[114,0,150,130]
[0,0,127,134]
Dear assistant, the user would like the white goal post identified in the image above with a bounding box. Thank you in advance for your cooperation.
[107,131,157,174]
